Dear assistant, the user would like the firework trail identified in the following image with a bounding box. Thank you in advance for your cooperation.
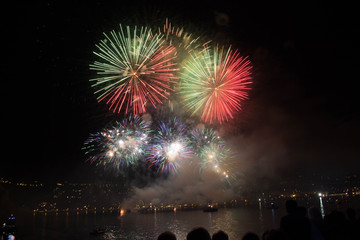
[90,25,179,115]
[199,144,236,181]
[190,127,235,181]
[180,45,252,124]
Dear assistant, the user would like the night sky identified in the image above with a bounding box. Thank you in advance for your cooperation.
[4,0,359,184]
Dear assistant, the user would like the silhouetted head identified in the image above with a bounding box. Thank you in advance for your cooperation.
[187,227,211,240]
[325,210,346,226]
[262,229,286,240]
[242,232,260,240]
[212,230,228,240]
[285,199,298,214]
[158,231,177,240]
[297,206,307,217]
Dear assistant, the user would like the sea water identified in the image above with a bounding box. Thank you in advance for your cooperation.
[13,207,287,240]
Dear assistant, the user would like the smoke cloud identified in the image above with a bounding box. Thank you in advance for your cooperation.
[123,159,240,207]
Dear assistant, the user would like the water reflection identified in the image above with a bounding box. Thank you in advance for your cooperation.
[168,217,187,240]
[319,195,325,219]
[211,210,233,232]
[271,209,276,228]
[41,214,47,238]
[153,210,157,229]
[258,198,264,233]
[208,212,212,226]
[18,208,288,240]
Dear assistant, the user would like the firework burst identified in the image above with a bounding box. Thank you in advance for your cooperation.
[90,25,179,115]
[147,118,192,173]
[190,127,237,182]
[180,46,252,124]
[190,127,224,154]
[199,144,232,178]
[160,18,205,58]
[203,144,238,184]
[83,115,151,169]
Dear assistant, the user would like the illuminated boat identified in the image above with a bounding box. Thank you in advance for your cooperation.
[203,204,218,212]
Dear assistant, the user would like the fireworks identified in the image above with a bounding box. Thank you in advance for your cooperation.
[83,115,151,169]
[180,46,252,124]
[85,20,252,182]
[90,25,179,115]
[190,127,224,154]
[147,118,192,173]
[199,144,233,179]
[160,18,205,59]
[190,127,234,180]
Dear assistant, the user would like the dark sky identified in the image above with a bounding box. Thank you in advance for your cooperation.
[4,0,359,184]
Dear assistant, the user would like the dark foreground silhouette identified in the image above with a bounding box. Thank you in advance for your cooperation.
[156,200,360,240]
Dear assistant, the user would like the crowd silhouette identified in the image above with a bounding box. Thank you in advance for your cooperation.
[156,199,360,240]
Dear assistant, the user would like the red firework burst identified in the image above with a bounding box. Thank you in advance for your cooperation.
[180,46,252,124]
[90,26,179,115]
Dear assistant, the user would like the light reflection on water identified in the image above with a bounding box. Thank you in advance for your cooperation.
[16,208,286,240]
